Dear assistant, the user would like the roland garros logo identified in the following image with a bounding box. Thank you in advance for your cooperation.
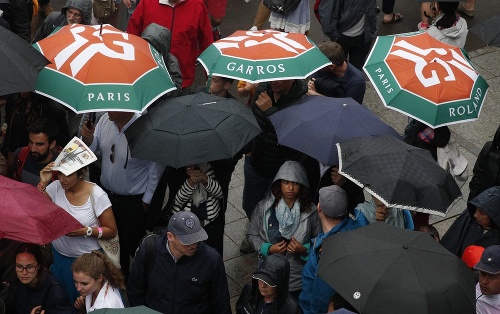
[214,30,312,76]
[378,37,484,117]
[40,25,155,103]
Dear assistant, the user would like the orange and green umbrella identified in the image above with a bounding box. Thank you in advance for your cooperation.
[197,29,331,83]
[33,24,176,113]
[364,31,489,128]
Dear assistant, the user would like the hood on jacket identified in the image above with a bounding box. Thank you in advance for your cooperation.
[469,186,500,228]
[141,23,171,59]
[251,254,290,313]
[61,0,92,25]
[493,125,500,150]
[272,161,309,188]
[427,14,468,48]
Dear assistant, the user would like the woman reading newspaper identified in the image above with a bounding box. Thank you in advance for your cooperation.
[38,137,118,304]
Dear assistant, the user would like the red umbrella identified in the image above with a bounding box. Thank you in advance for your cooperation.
[0,176,83,245]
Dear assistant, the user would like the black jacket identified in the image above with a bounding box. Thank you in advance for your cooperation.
[13,272,72,314]
[249,80,308,178]
[468,125,500,211]
[0,0,32,42]
[127,234,231,314]
[442,186,500,257]
[235,254,302,314]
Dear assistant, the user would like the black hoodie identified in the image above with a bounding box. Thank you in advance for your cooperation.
[468,125,500,211]
[235,254,302,314]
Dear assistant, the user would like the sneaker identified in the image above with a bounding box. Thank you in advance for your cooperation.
[250,26,258,31]
[417,22,429,31]
[239,237,254,253]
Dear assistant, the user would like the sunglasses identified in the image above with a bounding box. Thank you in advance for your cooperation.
[109,143,129,169]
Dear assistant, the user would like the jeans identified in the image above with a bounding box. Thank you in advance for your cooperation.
[242,156,274,219]
[337,33,372,71]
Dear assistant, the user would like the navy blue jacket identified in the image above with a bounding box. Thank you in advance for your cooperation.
[127,234,231,314]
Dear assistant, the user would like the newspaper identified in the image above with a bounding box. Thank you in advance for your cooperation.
[52,137,97,176]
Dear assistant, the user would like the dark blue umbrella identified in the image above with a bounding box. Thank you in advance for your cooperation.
[268,96,401,166]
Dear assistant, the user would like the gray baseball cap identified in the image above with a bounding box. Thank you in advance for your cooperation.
[319,185,348,218]
[167,211,208,245]
[474,245,500,275]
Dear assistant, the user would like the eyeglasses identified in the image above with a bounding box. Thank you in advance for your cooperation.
[15,264,38,273]
[66,9,82,19]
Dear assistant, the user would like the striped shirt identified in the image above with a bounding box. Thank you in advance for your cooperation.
[172,166,223,222]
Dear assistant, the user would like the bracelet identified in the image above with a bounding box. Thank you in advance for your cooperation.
[84,226,92,238]
[37,183,46,193]
[97,227,103,239]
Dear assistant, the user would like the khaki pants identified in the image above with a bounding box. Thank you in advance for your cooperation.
[253,1,271,29]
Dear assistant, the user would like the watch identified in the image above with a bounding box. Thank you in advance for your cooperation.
[85,226,93,237]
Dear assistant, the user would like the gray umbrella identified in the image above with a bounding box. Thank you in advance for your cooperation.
[125,92,261,168]
[469,15,500,47]
[337,135,462,216]
[0,27,49,96]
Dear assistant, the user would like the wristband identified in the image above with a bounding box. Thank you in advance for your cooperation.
[85,226,92,237]
[37,183,46,193]
[97,227,103,239]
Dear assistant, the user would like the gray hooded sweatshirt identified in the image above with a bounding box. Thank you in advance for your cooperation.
[141,23,183,94]
[247,161,321,292]
[427,14,468,48]
[32,0,92,43]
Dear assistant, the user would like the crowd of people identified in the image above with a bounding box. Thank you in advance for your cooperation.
[0,0,498,313]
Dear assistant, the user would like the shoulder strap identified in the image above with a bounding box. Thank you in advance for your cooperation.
[13,147,30,181]
[140,234,159,285]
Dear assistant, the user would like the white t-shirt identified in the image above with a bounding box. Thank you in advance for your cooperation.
[47,181,112,257]
[476,283,500,314]
[86,281,124,311]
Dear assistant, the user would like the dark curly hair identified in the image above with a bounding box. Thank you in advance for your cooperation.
[435,2,459,30]
[271,179,312,213]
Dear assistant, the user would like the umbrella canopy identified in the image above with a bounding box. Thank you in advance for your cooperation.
[364,31,489,128]
[92,306,161,313]
[268,96,401,166]
[0,176,83,245]
[0,27,49,97]
[337,135,462,216]
[317,223,476,314]
[33,24,176,113]
[197,29,331,83]
[469,15,500,47]
[125,92,261,168]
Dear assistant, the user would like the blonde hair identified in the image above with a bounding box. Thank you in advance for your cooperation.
[72,251,125,289]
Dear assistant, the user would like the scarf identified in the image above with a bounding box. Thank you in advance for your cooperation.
[275,197,301,239]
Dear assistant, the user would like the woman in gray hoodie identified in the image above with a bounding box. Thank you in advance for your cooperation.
[247,160,321,299]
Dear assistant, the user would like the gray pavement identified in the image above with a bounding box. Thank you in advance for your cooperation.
[42,0,500,310]
[221,46,500,310]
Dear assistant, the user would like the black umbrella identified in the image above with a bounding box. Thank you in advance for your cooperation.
[337,135,461,216]
[0,27,49,96]
[92,306,161,313]
[125,92,261,168]
[469,15,500,47]
[317,223,476,314]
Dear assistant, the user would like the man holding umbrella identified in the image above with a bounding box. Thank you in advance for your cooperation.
[299,185,366,314]
[81,111,165,278]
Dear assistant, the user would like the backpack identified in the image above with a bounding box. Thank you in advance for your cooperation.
[93,0,116,22]
[139,234,161,285]
[262,0,301,15]
[13,146,61,182]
